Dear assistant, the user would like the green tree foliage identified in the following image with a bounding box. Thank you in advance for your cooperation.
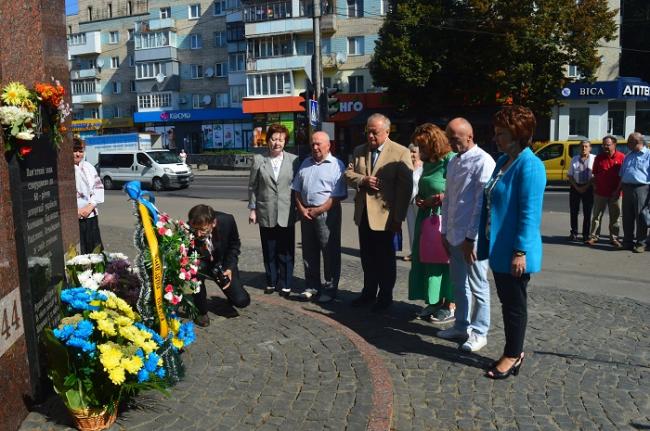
[369,0,617,116]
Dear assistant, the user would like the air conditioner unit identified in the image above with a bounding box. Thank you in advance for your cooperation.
[96,58,105,68]
[179,97,187,104]
[204,67,215,78]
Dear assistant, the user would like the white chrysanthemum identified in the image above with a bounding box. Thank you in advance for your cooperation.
[75,255,92,266]
[16,130,34,140]
[92,273,105,284]
[77,269,92,284]
[107,252,129,262]
[89,254,104,264]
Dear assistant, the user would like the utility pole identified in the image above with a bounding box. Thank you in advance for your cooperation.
[313,0,322,101]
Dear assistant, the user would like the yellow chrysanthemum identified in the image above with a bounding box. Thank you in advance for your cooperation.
[105,296,135,319]
[96,318,117,336]
[98,344,123,370]
[140,340,158,354]
[88,310,108,321]
[172,337,184,350]
[157,358,163,367]
[21,98,37,112]
[108,367,126,385]
[1,82,30,106]
[170,318,181,333]
[114,316,133,327]
[121,355,144,374]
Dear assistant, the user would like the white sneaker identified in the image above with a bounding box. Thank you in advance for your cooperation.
[461,332,487,352]
[299,288,318,300]
[436,326,470,341]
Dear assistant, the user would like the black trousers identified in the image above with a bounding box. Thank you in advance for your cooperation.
[259,225,295,291]
[194,267,250,315]
[493,272,530,358]
[79,216,103,254]
[358,210,396,305]
[569,185,593,239]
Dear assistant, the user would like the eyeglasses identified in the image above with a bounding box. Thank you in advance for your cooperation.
[190,225,212,235]
[365,129,386,136]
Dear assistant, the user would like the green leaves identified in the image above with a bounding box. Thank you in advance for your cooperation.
[370,0,617,117]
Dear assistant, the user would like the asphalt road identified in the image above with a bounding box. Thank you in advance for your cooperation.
[107,175,572,213]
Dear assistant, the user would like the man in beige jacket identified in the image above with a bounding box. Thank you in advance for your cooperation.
[345,113,413,312]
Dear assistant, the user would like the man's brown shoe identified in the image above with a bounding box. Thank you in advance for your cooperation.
[610,239,622,248]
[584,238,597,246]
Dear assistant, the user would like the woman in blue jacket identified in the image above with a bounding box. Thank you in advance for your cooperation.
[478,106,546,379]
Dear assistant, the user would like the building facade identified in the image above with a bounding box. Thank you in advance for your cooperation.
[549,0,650,141]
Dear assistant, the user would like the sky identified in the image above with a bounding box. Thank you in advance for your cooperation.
[65,0,78,16]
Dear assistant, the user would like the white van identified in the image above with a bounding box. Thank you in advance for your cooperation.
[98,150,194,191]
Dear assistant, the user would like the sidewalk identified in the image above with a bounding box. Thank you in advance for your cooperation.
[20,243,650,431]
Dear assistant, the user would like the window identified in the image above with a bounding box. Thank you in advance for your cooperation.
[68,33,87,45]
[192,94,202,108]
[160,7,171,18]
[111,56,120,68]
[568,65,583,78]
[348,37,363,55]
[88,6,93,20]
[216,92,229,107]
[608,103,625,136]
[349,75,364,92]
[229,85,246,106]
[88,108,99,119]
[136,62,165,79]
[536,144,563,161]
[109,31,119,44]
[128,29,134,40]
[380,0,389,15]
[129,80,136,92]
[128,55,135,67]
[214,31,226,47]
[189,4,201,19]
[137,153,151,166]
[247,36,292,59]
[247,72,292,97]
[108,3,113,17]
[304,41,314,55]
[322,38,331,54]
[72,80,97,94]
[134,31,171,49]
[108,105,121,118]
[226,0,240,9]
[137,92,172,109]
[569,108,589,137]
[190,33,203,49]
[112,81,122,94]
[226,23,244,42]
[99,153,133,168]
[323,77,332,88]
[229,53,245,72]
[190,64,203,79]
[347,0,363,17]
[215,62,227,77]
[214,0,226,15]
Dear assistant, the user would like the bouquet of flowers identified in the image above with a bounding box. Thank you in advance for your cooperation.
[43,287,171,421]
[34,79,71,148]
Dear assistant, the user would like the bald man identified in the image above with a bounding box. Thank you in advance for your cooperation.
[437,118,495,351]
[618,132,650,253]
[291,131,347,302]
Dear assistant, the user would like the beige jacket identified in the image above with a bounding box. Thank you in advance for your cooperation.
[345,138,413,230]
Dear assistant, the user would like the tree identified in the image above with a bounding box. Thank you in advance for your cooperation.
[370,0,617,118]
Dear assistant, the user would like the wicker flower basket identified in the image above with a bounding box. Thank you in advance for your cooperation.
[68,404,118,431]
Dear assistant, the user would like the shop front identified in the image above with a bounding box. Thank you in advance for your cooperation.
[242,96,307,151]
[133,108,253,153]
[551,77,650,141]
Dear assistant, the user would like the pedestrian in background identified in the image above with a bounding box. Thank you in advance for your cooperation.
[404,143,424,262]
[248,124,299,297]
[74,137,104,254]
[617,132,650,253]
[567,140,595,242]
[585,136,625,247]
[407,123,456,323]
[478,106,545,379]
[179,148,187,165]
[437,118,495,352]
[292,131,347,303]
[345,114,413,313]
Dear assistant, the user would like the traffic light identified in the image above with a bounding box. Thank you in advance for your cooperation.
[320,87,340,121]
[299,80,314,114]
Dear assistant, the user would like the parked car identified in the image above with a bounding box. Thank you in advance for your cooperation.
[534,140,629,183]
[98,150,194,191]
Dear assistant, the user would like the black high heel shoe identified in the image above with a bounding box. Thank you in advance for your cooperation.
[485,354,524,380]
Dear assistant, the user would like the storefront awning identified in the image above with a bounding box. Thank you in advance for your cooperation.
[242,96,304,114]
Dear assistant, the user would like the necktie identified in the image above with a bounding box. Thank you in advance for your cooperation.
[371,149,379,169]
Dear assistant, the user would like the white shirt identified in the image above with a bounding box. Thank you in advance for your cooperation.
[568,153,595,184]
[411,165,423,203]
[270,152,284,181]
[75,161,104,218]
[441,145,496,246]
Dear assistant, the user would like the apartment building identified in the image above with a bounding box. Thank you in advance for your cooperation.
[239,0,389,153]
[549,0,650,141]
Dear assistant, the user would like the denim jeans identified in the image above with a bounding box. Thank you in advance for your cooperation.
[449,243,490,336]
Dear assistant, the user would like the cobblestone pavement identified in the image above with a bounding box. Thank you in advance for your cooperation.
[20,244,650,431]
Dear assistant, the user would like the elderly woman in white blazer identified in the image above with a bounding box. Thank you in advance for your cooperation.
[248,124,299,296]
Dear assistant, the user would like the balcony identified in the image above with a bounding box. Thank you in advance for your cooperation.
[72,93,102,104]
[68,31,101,56]
[320,14,337,33]
[134,46,178,62]
[245,17,312,37]
[246,55,311,72]
[71,68,99,79]
[135,18,176,32]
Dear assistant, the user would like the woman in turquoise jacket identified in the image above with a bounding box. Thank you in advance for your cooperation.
[477,105,546,379]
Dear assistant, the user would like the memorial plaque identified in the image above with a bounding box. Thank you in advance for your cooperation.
[7,125,65,395]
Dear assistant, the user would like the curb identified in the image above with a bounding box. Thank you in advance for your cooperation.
[254,294,394,431]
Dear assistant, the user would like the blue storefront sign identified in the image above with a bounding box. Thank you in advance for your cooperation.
[133,108,252,123]
[560,77,650,101]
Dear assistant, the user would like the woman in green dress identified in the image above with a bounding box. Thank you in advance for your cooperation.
[408,123,456,323]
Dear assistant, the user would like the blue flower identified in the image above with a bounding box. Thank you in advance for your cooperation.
[144,352,160,372]
[137,369,150,383]
[74,319,94,339]
[134,322,164,345]
[177,322,196,347]
[53,324,75,341]
[60,288,106,311]
[156,367,166,379]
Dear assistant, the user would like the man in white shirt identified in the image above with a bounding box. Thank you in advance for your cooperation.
[437,118,496,352]
[567,140,596,242]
